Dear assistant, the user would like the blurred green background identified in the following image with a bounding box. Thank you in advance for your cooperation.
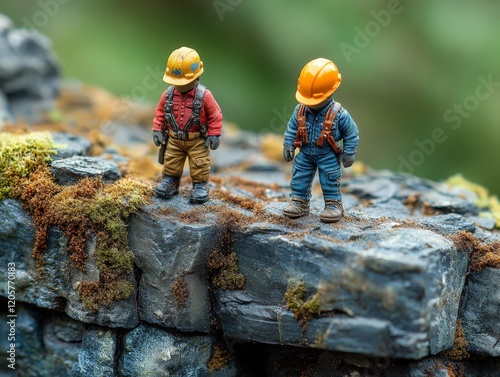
[2,0,500,195]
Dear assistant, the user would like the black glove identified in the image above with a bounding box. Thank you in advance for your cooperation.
[205,136,220,150]
[283,145,295,162]
[341,153,355,168]
[153,130,166,146]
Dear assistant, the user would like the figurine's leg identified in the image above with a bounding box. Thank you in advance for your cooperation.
[283,152,316,218]
[156,137,186,199]
[186,137,211,204]
[317,153,343,223]
[290,152,316,200]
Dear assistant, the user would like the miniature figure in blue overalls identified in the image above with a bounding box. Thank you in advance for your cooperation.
[283,58,359,223]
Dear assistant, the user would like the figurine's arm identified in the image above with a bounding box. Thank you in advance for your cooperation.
[338,108,359,156]
[282,105,300,162]
[283,105,300,147]
[153,91,167,132]
[203,90,223,137]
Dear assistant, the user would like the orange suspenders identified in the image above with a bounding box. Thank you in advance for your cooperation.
[294,102,343,157]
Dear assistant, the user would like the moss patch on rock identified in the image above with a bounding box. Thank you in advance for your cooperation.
[2,132,152,311]
[284,281,321,335]
[0,132,57,200]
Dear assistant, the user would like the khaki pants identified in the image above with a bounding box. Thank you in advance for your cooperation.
[162,134,211,183]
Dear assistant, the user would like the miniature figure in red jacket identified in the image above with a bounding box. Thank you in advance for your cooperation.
[153,47,223,204]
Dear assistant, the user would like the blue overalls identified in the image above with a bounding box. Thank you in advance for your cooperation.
[283,99,359,201]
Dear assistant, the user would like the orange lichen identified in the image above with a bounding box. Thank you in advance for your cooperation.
[207,343,232,371]
[15,165,151,311]
[172,275,189,308]
[450,231,500,272]
[206,209,246,291]
[442,320,469,361]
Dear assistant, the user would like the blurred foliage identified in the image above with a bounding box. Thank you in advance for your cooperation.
[2,0,500,194]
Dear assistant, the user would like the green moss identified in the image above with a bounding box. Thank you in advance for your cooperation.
[284,281,321,328]
[17,166,151,311]
[447,174,500,229]
[0,132,57,200]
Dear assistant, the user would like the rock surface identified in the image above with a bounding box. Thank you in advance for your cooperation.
[2,136,500,374]
[460,267,500,357]
[51,132,92,160]
[129,198,218,333]
[0,14,60,123]
[50,156,121,185]
[215,219,467,359]
[1,20,499,373]
[2,138,500,374]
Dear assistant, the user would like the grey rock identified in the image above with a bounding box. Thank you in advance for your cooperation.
[0,89,13,124]
[0,16,60,122]
[50,156,121,185]
[0,200,137,329]
[100,121,150,147]
[51,132,92,160]
[211,144,254,171]
[0,200,70,309]
[12,305,82,377]
[0,14,13,35]
[349,198,411,219]
[265,347,500,377]
[419,213,476,235]
[470,216,497,231]
[65,234,139,329]
[72,328,117,377]
[393,357,500,377]
[460,267,500,356]
[118,324,222,377]
[129,196,219,333]
[345,175,399,201]
[216,222,469,359]
[421,190,478,215]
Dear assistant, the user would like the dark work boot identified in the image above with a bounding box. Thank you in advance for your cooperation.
[283,196,310,219]
[155,176,180,199]
[320,199,344,223]
[190,181,209,204]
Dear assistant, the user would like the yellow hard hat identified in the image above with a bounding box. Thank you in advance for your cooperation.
[296,58,342,106]
[163,47,204,86]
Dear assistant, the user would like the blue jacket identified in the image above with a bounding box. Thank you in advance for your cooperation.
[283,100,359,156]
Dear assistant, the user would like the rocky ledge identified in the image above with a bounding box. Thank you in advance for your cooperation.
[1,12,499,376]
[1,129,500,376]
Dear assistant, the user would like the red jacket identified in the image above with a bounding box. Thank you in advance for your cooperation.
[152,85,223,136]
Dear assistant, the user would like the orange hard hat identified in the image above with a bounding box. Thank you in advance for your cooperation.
[163,47,204,86]
[296,58,342,106]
